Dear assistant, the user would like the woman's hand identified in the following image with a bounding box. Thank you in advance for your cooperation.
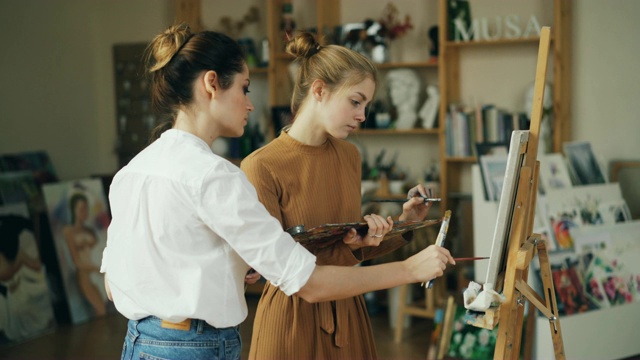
[342,214,394,250]
[399,184,434,222]
[403,244,455,283]
[244,269,261,285]
[104,274,113,301]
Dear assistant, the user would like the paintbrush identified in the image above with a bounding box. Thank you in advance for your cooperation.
[422,210,452,288]
[370,197,442,203]
[453,256,490,261]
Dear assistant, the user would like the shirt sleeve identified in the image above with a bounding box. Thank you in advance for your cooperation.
[197,163,316,296]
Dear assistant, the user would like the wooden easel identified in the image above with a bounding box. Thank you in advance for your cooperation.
[467,27,566,359]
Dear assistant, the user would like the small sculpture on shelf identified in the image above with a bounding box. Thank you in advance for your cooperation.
[419,85,440,129]
[386,68,420,129]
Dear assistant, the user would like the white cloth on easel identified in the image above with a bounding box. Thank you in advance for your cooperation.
[463,281,505,312]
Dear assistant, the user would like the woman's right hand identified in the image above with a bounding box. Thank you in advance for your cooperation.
[403,245,455,283]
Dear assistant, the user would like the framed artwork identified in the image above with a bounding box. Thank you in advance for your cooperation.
[563,141,606,185]
[0,203,56,345]
[479,154,508,202]
[0,150,58,185]
[41,179,113,324]
[538,153,573,194]
[610,160,640,219]
[475,142,509,200]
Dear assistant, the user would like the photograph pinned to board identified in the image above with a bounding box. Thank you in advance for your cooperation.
[0,203,56,345]
[563,141,606,185]
[538,153,573,194]
[42,179,114,324]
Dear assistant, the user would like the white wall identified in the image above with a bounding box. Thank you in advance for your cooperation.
[0,0,172,180]
[0,0,638,182]
[572,0,640,163]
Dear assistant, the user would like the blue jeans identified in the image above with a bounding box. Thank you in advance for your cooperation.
[121,316,241,360]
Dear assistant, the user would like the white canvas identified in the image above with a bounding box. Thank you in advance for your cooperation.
[484,130,529,288]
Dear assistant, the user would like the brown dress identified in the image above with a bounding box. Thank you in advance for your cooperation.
[241,131,409,359]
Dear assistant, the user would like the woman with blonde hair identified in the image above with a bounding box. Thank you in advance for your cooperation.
[242,32,440,359]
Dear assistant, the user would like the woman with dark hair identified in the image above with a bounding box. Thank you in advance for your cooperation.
[101,24,454,360]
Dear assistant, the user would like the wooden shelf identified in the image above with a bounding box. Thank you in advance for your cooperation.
[354,128,439,135]
[445,156,477,163]
[445,37,542,48]
[375,61,438,69]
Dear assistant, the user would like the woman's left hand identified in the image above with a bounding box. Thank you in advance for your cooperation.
[399,184,434,222]
[343,214,394,250]
[244,269,262,285]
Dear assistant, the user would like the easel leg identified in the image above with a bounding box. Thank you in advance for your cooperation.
[537,242,566,359]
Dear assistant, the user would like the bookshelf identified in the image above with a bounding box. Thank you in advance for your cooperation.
[437,0,572,214]
[176,0,572,297]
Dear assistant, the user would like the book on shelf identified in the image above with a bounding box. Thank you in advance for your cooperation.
[446,102,529,157]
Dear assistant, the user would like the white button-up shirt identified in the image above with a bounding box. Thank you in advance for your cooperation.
[101,129,316,328]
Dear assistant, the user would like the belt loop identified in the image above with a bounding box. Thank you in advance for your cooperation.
[196,319,204,334]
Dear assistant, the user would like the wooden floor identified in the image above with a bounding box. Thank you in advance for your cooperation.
[1,292,435,359]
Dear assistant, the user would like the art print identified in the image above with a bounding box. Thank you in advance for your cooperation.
[544,183,627,252]
[42,179,113,324]
[549,258,593,316]
[479,154,508,201]
[538,153,573,194]
[563,141,606,185]
[0,203,56,345]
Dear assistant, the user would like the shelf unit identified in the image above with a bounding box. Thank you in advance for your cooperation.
[436,0,571,213]
[176,0,571,299]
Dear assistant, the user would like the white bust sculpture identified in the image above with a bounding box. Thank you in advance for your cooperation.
[386,68,420,129]
[418,85,440,129]
[524,82,553,156]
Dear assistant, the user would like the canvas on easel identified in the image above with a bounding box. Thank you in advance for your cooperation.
[465,27,566,360]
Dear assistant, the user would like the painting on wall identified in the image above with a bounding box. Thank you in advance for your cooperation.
[0,203,56,345]
[41,179,113,324]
